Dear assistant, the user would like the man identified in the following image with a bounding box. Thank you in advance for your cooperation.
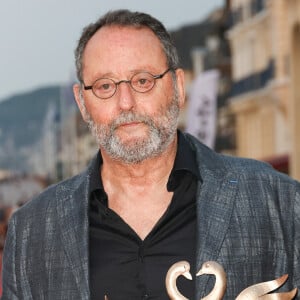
[2,9,300,300]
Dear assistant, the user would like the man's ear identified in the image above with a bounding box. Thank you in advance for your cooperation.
[175,68,185,108]
[73,83,89,121]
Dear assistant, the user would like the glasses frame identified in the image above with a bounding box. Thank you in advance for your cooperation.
[83,68,172,99]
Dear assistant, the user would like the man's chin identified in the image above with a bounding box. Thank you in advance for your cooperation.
[115,126,149,141]
[114,133,149,147]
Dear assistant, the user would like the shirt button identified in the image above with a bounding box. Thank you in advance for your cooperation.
[138,245,144,261]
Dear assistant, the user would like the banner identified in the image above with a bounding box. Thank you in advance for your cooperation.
[185,69,220,149]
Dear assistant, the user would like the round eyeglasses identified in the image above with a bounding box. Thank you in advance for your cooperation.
[83,68,172,99]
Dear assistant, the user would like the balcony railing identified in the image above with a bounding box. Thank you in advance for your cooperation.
[250,0,265,16]
[229,7,243,28]
[230,59,275,97]
[229,0,266,28]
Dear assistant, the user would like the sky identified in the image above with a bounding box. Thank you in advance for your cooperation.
[0,0,224,101]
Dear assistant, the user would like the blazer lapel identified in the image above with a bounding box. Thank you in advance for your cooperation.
[185,134,240,298]
[55,173,91,299]
[195,172,239,298]
[196,171,239,263]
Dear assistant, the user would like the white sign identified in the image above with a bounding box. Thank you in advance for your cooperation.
[185,69,220,149]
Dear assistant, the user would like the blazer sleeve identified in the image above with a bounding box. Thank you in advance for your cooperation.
[2,216,19,300]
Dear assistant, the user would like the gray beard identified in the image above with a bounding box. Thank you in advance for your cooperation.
[83,94,180,164]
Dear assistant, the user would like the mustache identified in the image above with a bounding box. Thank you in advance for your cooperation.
[111,112,155,129]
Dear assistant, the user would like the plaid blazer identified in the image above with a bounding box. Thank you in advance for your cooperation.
[2,133,300,299]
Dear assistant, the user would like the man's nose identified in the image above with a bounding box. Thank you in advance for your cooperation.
[116,81,136,110]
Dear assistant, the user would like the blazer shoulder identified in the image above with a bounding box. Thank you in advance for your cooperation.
[183,132,299,186]
[184,132,271,172]
[13,170,88,220]
[218,152,299,186]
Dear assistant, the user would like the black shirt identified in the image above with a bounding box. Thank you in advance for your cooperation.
[89,132,200,300]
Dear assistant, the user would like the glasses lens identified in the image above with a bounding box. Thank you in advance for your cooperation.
[93,78,116,99]
[131,72,155,93]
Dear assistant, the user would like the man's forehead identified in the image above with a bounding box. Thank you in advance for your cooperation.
[82,25,167,75]
[89,24,159,45]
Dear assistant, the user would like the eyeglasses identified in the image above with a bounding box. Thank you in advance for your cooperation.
[83,68,172,99]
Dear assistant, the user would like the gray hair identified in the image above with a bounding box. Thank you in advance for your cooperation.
[74,9,180,83]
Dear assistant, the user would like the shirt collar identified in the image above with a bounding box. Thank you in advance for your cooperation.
[166,131,201,191]
[88,130,201,195]
[89,151,103,195]
[172,131,200,178]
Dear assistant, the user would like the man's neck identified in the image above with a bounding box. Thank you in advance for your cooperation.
[100,137,177,189]
[99,137,178,240]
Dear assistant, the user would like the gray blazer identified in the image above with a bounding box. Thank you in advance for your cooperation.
[2,134,300,299]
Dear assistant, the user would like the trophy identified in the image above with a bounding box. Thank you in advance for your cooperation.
[103,261,297,299]
[165,260,298,299]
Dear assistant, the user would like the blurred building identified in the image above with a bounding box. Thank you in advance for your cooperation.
[171,6,235,154]
[227,0,300,179]
[58,110,97,179]
[0,173,47,206]
[56,84,98,180]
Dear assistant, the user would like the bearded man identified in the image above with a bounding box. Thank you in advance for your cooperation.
[2,9,300,300]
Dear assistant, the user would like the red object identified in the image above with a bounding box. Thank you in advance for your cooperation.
[263,154,289,174]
